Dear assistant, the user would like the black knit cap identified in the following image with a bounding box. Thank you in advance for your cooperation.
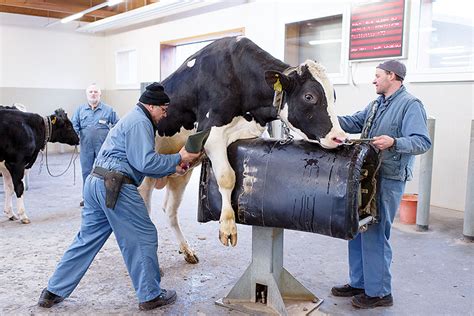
[139,82,170,106]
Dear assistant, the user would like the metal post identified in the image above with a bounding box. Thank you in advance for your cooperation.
[216,226,322,315]
[416,118,435,231]
[463,120,474,241]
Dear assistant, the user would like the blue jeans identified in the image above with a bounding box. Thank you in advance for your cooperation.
[348,177,405,297]
[47,175,162,302]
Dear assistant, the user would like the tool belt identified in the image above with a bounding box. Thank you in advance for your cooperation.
[91,166,135,209]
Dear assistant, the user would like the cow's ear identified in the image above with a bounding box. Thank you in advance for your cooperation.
[265,71,291,92]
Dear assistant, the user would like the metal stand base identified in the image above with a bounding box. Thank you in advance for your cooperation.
[462,234,474,242]
[416,224,429,232]
[216,226,322,315]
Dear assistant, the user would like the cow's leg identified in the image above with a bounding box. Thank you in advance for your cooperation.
[138,176,158,213]
[163,171,198,263]
[205,146,237,247]
[204,117,266,246]
[6,163,28,224]
[2,169,18,221]
[6,163,25,200]
[16,186,29,224]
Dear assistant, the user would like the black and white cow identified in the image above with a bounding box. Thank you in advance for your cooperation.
[139,37,347,263]
[0,104,29,223]
[0,106,79,223]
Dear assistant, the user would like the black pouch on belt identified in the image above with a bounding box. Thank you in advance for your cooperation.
[104,171,124,209]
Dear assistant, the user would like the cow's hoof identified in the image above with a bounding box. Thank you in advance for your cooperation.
[219,230,238,247]
[8,215,19,221]
[179,244,199,264]
[184,253,199,264]
[179,248,199,264]
[20,218,31,224]
[230,233,237,246]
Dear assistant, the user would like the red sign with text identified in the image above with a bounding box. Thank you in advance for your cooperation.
[349,0,405,60]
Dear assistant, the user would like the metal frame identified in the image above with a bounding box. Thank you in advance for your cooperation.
[216,226,322,315]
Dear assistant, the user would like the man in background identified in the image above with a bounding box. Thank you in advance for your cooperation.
[72,84,119,206]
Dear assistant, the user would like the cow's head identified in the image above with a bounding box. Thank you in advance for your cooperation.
[49,108,80,145]
[265,60,347,149]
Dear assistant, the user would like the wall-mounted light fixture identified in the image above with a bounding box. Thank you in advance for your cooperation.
[60,0,124,24]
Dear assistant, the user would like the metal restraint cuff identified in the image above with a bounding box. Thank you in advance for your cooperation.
[91,166,136,185]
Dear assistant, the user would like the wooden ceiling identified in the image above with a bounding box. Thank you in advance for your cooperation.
[0,0,159,23]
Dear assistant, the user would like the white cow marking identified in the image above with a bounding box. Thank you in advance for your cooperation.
[187,59,196,67]
[0,161,29,223]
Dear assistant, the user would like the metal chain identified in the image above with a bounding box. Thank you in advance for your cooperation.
[278,121,294,145]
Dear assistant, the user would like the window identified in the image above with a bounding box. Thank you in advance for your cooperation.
[409,0,474,82]
[160,28,244,80]
[175,41,213,71]
[115,49,137,87]
[285,15,348,83]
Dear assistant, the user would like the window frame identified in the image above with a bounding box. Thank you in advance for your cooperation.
[407,0,474,83]
[115,48,139,89]
[282,6,351,85]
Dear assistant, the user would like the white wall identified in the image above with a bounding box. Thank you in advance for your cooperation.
[0,20,107,153]
[0,24,105,89]
[1,1,472,211]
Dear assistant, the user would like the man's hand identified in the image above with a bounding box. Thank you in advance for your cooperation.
[175,165,187,176]
[372,135,395,150]
[179,147,202,164]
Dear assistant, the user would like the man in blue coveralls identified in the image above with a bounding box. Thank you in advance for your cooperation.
[38,83,201,311]
[72,84,119,207]
[332,60,431,308]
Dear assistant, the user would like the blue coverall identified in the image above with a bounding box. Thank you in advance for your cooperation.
[47,104,181,302]
[338,86,431,297]
[72,102,119,186]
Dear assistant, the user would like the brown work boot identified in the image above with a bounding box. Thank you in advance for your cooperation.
[38,288,65,308]
[352,293,393,308]
[331,284,365,297]
[138,289,177,311]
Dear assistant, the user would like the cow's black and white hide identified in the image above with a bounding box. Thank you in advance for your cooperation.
[138,36,347,263]
[0,106,79,223]
[0,104,29,223]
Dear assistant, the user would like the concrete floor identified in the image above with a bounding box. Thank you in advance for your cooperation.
[0,153,473,315]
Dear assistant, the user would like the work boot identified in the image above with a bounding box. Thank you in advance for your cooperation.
[352,293,393,309]
[138,289,177,311]
[331,284,365,297]
[38,288,65,308]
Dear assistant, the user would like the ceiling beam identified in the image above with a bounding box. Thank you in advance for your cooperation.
[0,5,96,22]
[0,0,119,18]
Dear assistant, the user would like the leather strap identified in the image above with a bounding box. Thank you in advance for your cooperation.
[92,166,135,185]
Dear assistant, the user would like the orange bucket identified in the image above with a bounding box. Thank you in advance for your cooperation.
[399,194,418,224]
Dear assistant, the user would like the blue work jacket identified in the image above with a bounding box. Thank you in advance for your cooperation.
[94,105,181,186]
[72,101,119,135]
[338,86,431,181]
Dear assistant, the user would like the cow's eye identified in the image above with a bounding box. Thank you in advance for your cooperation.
[304,94,314,102]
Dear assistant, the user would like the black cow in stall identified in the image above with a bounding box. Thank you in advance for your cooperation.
[0,104,29,223]
[0,106,79,223]
[138,36,348,263]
